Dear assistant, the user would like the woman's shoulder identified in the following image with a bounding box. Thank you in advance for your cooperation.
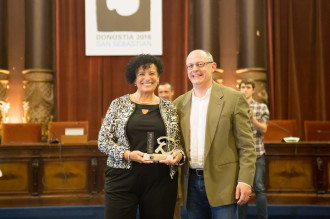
[160,98,176,109]
[108,95,134,111]
[111,94,130,104]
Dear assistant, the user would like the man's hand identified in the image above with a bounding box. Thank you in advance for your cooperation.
[160,151,182,165]
[236,182,252,205]
[249,107,253,118]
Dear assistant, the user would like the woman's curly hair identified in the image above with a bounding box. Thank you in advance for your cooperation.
[125,54,163,84]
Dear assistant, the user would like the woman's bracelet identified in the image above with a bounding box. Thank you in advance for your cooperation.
[127,151,130,161]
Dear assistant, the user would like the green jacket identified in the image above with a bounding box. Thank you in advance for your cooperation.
[174,81,256,207]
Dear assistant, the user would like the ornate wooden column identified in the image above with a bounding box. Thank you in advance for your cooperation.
[189,0,220,65]
[237,0,268,104]
[23,0,54,137]
[0,0,10,123]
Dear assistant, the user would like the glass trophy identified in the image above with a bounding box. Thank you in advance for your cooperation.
[143,132,174,161]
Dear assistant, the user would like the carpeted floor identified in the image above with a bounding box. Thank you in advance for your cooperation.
[0,204,329,219]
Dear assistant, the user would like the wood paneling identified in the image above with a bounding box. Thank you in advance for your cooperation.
[0,162,29,192]
[263,142,330,204]
[1,141,330,207]
[0,142,106,207]
[267,159,314,191]
[43,160,88,192]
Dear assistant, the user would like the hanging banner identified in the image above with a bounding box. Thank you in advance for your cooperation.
[85,0,163,56]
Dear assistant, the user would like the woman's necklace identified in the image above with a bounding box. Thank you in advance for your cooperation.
[133,93,156,104]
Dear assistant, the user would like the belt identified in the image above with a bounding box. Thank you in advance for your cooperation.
[189,168,204,176]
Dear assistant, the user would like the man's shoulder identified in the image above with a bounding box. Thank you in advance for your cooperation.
[215,83,244,98]
[173,91,191,106]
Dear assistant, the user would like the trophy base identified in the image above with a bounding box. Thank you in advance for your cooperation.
[143,154,173,161]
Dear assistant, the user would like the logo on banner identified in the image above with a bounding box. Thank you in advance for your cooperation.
[85,0,162,55]
[96,0,150,31]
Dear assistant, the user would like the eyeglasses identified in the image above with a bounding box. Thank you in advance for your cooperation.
[185,62,213,70]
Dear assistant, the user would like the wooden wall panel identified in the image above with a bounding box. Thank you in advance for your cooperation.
[267,159,314,191]
[43,160,88,193]
[0,162,29,193]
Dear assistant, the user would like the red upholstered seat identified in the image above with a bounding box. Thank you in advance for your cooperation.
[304,121,330,141]
[264,120,297,142]
[1,123,42,143]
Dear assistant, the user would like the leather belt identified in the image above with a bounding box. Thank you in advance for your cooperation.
[189,168,204,176]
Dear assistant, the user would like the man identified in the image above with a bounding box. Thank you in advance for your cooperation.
[158,82,174,101]
[173,49,256,218]
[238,79,269,219]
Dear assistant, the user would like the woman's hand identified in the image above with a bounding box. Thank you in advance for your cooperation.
[160,151,182,165]
[124,150,153,164]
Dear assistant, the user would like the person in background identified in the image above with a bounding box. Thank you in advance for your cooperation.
[158,82,182,219]
[173,49,256,219]
[158,82,175,102]
[98,54,185,219]
[238,78,270,219]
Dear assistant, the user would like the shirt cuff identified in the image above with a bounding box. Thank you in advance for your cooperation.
[238,181,252,188]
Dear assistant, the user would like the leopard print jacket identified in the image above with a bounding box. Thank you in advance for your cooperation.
[98,94,185,179]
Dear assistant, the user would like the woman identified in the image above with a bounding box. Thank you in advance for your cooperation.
[98,54,185,219]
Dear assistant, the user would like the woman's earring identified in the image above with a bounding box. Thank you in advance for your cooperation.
[134,83,136,86]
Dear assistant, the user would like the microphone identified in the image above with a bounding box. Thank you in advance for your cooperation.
[48,122,81,144]
[267,120,300,143]
[48,129,59,144]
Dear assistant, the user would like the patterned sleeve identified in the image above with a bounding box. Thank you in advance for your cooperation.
[261,104,270,124]
[168,103,186,165]
[98,99,127,162]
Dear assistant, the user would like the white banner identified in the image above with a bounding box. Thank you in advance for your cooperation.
[85,0,163,56]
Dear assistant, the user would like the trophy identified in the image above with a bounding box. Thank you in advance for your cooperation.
[143,132,174,161]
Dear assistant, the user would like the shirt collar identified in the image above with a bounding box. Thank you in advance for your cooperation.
[192,85,212,100]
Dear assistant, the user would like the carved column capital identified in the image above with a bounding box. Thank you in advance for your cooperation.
[22,69,53,82]
[22,69,55,140]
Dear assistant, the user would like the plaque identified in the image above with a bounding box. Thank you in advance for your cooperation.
[143,133,174,161]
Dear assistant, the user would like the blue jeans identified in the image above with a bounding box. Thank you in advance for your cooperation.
[186,173,237,219]
[238,154,268,219]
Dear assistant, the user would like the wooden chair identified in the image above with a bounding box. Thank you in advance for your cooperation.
[1,123,42,143]
[264,120,297,142]
[48,121,89,143]
[304,121,330,141]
